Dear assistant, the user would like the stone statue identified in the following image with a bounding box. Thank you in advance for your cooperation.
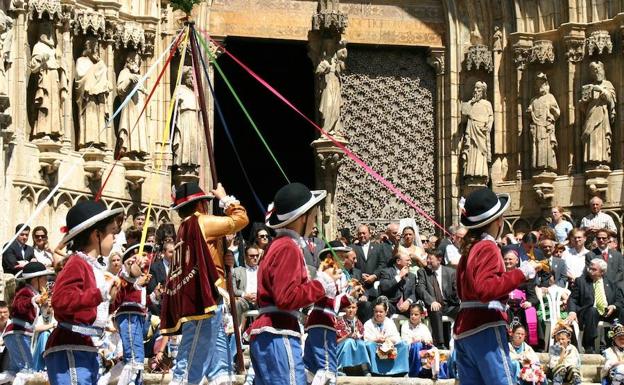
[316,38,346,137]
[579,61,616,169]
[116,51,147,158]
[527,73,560,172]
[0,9,12,98]
[461,81,493,180]
[30,21,67,140]
[173,67,200,167]
[492,25,503,52]
[75,37,111,149]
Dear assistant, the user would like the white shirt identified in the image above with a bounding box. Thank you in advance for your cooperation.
[163,258,170,277]
[363,317,401,344]
[561,246,589,279]
[244,265,258,294]
[401,322,433,344]
[580,211,617,232]
[445,244,461,265]
[361,242,370,261]
[33,247,53,267]
[433,267,444,300]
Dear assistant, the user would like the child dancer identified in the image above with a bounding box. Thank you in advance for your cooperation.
[602,320,624,385]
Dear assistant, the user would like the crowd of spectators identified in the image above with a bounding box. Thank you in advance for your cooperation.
[1,194,623,381]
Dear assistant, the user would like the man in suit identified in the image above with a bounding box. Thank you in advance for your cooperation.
[147,240,174,315]
[302,226,325,272]
[232,245,260,327]
[378,252,418,317]
[352,224,387,321]
[2,224,34,275]
[417,249,459,349]
[535,238,567,289]
[566,258,624,353]
[586,228,624,284]
[379,222,400,263]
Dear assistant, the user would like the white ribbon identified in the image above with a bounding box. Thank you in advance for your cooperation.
[1,30,185,255]
[466,200,501,222]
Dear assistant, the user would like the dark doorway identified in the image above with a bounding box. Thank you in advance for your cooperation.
[214,37,316,224]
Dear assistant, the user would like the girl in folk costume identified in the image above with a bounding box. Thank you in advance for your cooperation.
[363,296,410,376]
[602,320,624,385]
[44,201,123,385]
[401,302,447,379]
[548,321,582,385]
[304,241,357,385]
[112,243,163,385]
[335,297,371,375]
[454,188,537,385]
[0,262,54,385]
[249,183,340,385]
[508,323,545,385]
[160,182,248,385]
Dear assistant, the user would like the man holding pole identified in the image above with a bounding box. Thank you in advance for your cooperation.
[160,181,248,385]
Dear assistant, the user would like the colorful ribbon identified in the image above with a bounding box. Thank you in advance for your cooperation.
[199,29,450,237]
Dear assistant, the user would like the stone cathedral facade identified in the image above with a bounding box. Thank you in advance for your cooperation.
[2,0,624,281]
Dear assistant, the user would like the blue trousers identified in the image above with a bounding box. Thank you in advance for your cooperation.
[117,313,146,385]
[4,333,33,374]
[304,328,337,376]
[45,349,99,385]
[455,325,515,385]
[171,309,222,385]
[251,333,306,385]
[203,309,234,384]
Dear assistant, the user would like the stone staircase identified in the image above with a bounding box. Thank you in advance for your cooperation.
[24,352,606,384]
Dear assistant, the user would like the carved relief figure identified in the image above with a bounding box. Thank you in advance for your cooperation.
[117,51,148,158]
[319,0,339,12]
[173,67,200,167]
[527,73,560,172]
[75,37,111,149]
[0,9,12,98]
[461,81,493,180]
[316,38,346,137]
[30,21,67,140]
[580,61,616,169]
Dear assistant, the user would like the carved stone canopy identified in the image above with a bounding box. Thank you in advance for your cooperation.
[427,47,445,75]
[512,43,531,70]
[143,32,155,57]
[530,40,555,64]
[114,22,145,52]
[28,0,62,20]
[464,44,493,72]
[586,30,612,56]
[312,10,348,34]
[564,36,585,63]
[73,10,106,37]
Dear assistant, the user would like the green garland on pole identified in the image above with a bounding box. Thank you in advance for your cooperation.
[170,0,204,15]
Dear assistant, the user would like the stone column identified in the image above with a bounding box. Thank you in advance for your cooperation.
[510,35,532,181]
[490,26,505,184]
[10,1,26,142]
[427,47,447,228]
[60,6,73,149]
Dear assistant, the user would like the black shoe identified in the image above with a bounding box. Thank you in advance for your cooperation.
[584,347,595,354]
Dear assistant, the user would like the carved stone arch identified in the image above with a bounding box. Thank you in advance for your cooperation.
[532,216,549,230]
[602,209,621,231]
[109,200,126,213]
[502,217,514,235]
[53,191,73,209]
[73,194,89,206]
[17,184,37,204]
[158,209,171,224]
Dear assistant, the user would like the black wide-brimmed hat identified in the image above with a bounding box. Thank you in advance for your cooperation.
[122,243,154,262]
[266,183,327,229]
[319,240,352,261]
[171,182,214,210]
[459,187,510,229]
[61,201,124,244]
[16,261,55,280]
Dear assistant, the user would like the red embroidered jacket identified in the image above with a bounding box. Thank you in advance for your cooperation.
[453,239,526,339]
[111,275,155,316]
[47,254,105,350]
[6,285,37,336]
[305,294,350,331]
[250,233,326,338]
[335,316,364,340]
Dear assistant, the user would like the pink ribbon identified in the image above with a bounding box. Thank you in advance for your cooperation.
[200,29,450,237]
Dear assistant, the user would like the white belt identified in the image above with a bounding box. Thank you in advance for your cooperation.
[310,306,337,316]
[459,300,506,312]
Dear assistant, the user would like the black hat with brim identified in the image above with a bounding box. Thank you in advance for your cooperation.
[266,183,327,229]
[16,261,55,280]
[61,201,123,245]
[318,240,352,261]
[171,182,214,211]
[460,188,510,229]
[122,243,154,262]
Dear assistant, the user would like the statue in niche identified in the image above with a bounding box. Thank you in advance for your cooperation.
[579,61,616,169]
[75,37,111,149]
[117,51,148,159]
[316,38,346,137]
[461,81,493,180]
[0,9,12,99]
[30,20,67,140]
[492,26,503,52]
[173,67,200,168]
[527,73,560,172]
